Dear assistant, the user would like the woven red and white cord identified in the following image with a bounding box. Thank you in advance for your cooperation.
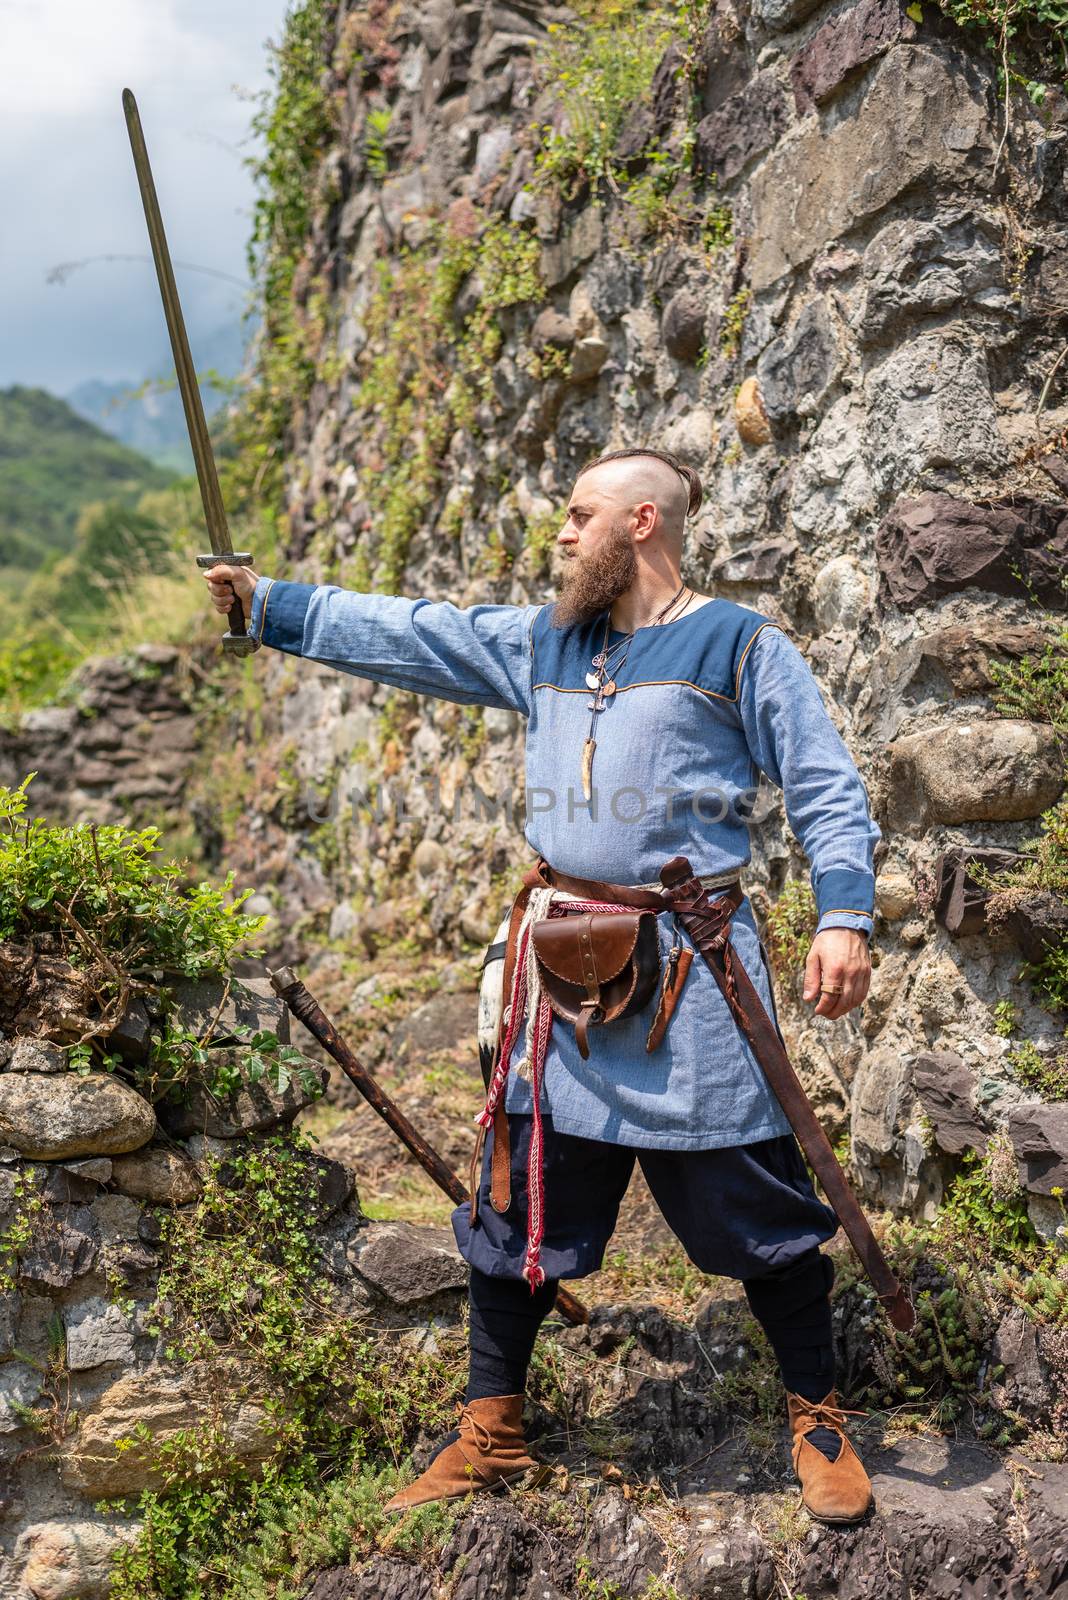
[476,894,637,1291]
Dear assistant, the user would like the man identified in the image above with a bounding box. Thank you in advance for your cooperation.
[205,446,880,1524]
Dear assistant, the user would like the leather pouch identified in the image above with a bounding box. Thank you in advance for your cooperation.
[530,909,661,1059]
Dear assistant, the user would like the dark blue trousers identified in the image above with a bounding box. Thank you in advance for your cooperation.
[452,1112,839,1284]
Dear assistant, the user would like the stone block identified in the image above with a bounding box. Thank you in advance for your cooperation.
[539,206,604,290]
[734,377,772,444]
[159,974,290,1048]
[661,288,707,362]
[155,1050,327,1139]
[0,1074,155,1161]
[865,332,1007,496]
[913,1050,987,1155]
[851,210,1006,343]
[757,298,838,421]
[875,492,1068,610]
[15,1521,138,1600]
[790,0,914,114]
[749,47,993,289]
[63,1295,138,1371]
[353,1221,468,1306]
[62,1362,277,1496]
[886,720,1064,831]
[1008,1103,1068,1196]
[109,1145,202,1206]
[695,71,789,183]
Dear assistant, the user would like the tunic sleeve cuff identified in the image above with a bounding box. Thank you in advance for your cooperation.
[252,577,317,655]
[814,867,874,934]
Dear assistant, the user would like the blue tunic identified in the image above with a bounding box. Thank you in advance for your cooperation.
[249,578,880,1150]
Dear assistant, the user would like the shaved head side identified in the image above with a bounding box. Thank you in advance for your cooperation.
[577,447,703,530]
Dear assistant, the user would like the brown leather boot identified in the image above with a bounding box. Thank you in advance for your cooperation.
[384,1395,539,1514]
[786,1388,874,1524]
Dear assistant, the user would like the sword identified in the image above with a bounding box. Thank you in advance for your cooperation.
[121,88,258,657]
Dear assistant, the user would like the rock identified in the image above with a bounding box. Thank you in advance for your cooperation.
[0,1363,43,1434]
[568,335,608,381]
[751,0,822,36]
[662,406,716,465]
[811,555,870,632]
[473,125,512,187]
[913,1050,987,1155]
[584,1489,667,1593]
[16,1521,138,1600]
[749,47,992,289]
[62,1363,278,1495]
[18,1205,99,1290]
[109,1145,201,1205]
[584,249,643,324]
[1006,891,1068,965]
[6,1040,66,1074]
[530,307,574,352]
[875,492,1068,610]
[851,210,1006,343]
[874,874,916,920]
[677,1517,777,1598]
[695,71,789,183]
[851,1046,940,1214]
[865,332,1007,497]
[106,996,153,1063]
[63,1295,139,1371]
[930,847,1023,937]
[791,0,914,113]
[733,378,772,445]
[1008,1103,1068,1195]
[662,288,707,362]
[155,1050,327,1139]
[991,1306,1052,1415]
[710,539,796,588]
[159,974,290,1048]
[1024,227,1068,316]
[0,1074,155,1160]
[59,1158,112,1184]
[540,205,603,290]
[412,839,447,877]
[916,622,1053,695]
[352,1221,468,1306]
[789,398,875,538]
[886,720,1064,830]
[392,991,477,1067]
[756,299,838,423]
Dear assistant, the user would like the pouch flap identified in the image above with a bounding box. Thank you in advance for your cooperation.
[531,911,643,987]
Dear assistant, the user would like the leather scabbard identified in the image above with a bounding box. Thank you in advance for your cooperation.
[658,855,915,1334]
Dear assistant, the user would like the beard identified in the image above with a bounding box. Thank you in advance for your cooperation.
[549,517,637,629]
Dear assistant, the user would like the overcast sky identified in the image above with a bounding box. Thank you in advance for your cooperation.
[0,0,288,395]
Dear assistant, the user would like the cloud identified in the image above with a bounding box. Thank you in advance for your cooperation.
[0,0,283,392]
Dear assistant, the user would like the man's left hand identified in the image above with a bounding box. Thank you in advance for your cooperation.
[802,929,871,1020]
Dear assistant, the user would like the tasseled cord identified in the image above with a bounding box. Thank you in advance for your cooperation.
[476,889,636,1292]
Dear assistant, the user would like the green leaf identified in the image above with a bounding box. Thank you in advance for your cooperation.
[906,2,922,19]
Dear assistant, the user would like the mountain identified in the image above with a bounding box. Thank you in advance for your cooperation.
[0,386,172,572]
[65,318,254,471]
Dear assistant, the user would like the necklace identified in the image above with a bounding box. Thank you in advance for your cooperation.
[580,582,692,801]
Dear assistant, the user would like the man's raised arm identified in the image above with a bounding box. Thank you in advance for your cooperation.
[204,565,542,716]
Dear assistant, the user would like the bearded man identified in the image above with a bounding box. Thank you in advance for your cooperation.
[205,446,880,1524]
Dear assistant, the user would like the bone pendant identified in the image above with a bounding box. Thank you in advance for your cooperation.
[585,671,600,690]
[581,736,596,801]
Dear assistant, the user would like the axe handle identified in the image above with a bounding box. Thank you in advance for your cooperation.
[268,967,588,1327]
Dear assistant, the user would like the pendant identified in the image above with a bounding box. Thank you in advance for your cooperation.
[585,671,601,690]
[581,736,596,801]
[586,697,607,712]
[601,679,617,697]
[591,652,608,669]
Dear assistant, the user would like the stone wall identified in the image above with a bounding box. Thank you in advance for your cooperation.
[0,973,467,1596]
[4,2,1067,1231]
[240,0,1067,1229]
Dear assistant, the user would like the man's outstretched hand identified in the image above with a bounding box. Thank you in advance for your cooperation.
[803,928,871,1020]
[203,562,259,622]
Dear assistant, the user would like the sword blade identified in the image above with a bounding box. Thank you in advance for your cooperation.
[122,88,228,557]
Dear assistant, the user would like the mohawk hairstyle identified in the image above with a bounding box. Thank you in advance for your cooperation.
[578,447,704,519]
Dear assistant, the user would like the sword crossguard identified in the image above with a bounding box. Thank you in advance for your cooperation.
[195,552,255,568]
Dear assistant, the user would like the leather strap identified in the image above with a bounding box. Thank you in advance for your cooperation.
[658,855,915,1333]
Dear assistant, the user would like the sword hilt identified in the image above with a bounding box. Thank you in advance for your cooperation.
[197,552,260,656]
